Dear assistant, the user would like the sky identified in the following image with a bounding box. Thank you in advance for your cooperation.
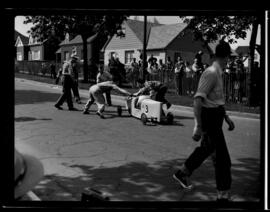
[15,16,260,50]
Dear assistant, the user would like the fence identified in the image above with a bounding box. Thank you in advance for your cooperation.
[15,60,59,78]
[15,60,251,104]
[15,60,83,79]
[124,66,251,104]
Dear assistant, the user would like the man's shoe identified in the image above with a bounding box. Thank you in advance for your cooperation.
[173,170,193,190]
[82,110,89,114]
[96,112,105,119]
[69,107,79,111]
[54,104,63,110]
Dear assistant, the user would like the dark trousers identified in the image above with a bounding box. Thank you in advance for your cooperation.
[175,73,183,95]
[72,80,80,101]
[155,85,169,105]
[105,90,112,105]
[55,75,74,109]
[184,106,231,191]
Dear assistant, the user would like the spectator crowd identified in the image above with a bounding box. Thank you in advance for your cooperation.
[103,51,254,105]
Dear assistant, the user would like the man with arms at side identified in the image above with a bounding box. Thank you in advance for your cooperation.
[173,38,235,202]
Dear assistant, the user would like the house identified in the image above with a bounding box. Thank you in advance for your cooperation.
[28,35,56,61]
[235,45,260,68]
[15,30,58,62]
[102,19,214,67]
[15,30,29,61]
[56,33,99,63]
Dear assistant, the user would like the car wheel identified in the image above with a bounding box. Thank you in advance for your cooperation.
[167,112,174,124]
[141,113,147,125]
[117,106,122,116]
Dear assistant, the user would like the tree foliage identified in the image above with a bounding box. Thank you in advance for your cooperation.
[24,15,128,82]
[179,15,263,106]
[24,15,127,43]
[179,16,257,44]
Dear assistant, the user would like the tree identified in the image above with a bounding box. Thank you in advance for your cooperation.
[179,15,263,106]
[24,15,128,82]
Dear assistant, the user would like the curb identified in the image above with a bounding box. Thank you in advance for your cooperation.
[109,94,260,119]
[15,78,260,120]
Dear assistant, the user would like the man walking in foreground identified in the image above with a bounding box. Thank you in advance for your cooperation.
[173,38,235,202]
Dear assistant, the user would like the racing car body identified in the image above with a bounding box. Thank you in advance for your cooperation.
[126,96,174,125]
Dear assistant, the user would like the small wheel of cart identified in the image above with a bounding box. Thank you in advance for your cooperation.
[117,106,122,116]
[166,112,174,125]
[141,113,148,125]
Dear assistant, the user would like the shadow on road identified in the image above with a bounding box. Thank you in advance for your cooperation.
[174,115,194,120]
[33,157,261,203]
[15,116,52,122]
[15,90,60,105]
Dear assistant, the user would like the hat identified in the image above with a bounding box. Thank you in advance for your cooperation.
[14,149,44,199]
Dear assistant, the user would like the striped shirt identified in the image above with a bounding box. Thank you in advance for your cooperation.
[194,61,225,108]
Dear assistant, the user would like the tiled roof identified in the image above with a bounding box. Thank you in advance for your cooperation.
[235,46,250,56]
[59,33,98,46]
[126,19,162,44]
[146,23,187,49]
[15,30,29,45]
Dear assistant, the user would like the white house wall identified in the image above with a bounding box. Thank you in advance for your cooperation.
[104,21,144,66]
[104,49,141,66]
[146,51,166,63]
[105,23,143,51]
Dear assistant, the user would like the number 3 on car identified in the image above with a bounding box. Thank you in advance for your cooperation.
[126,97,174,125]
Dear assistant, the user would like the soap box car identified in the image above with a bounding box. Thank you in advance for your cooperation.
[125,96,174,125]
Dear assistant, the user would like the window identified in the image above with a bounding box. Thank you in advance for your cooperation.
[64,51,70,61]
[32,50,40,60]
[109,52,115,59]
[17,52,22,61]
[125,50,134,64]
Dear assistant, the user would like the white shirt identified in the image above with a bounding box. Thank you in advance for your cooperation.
[194,61,225,108]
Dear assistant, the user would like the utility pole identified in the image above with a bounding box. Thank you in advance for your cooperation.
[143,15,147,81]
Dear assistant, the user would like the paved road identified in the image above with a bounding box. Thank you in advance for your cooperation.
[15,78,261,202]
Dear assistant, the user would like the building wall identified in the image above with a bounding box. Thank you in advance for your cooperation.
[104,24,212,67]
[167,29,212,64]
[146,51,166,64]
[105,23,143,51]
[29,45,44,61]
[104,49,142,66]
[60,43,93,63]
[16,46,24,61]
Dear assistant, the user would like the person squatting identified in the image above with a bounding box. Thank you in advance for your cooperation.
[133,79,172,110]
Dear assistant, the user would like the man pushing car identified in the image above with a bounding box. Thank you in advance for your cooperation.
[82,81,132,118]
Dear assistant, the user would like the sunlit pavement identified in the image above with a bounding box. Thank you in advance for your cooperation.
[15,78,262,203]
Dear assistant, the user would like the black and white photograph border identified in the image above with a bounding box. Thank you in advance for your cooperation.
[2,7,269,210]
